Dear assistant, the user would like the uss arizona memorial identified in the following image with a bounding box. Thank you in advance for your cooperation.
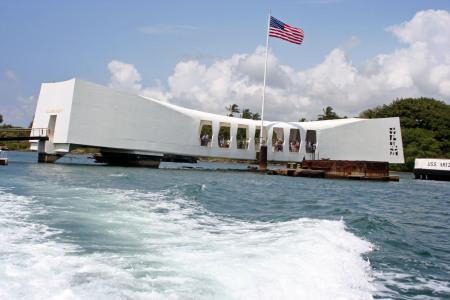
[31,78,404,167]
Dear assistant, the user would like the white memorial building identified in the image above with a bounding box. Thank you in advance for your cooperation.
[31,78,405,167]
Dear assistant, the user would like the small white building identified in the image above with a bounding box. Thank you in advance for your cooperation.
[31,78,405,167]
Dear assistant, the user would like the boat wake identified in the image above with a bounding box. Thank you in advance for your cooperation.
[0,185,377,299]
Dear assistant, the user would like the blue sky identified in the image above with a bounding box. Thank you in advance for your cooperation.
[1,0,449,126]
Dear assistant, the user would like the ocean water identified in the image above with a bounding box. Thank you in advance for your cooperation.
[0,152,448,300]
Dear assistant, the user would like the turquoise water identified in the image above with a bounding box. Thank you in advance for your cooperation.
[0,151,449,299]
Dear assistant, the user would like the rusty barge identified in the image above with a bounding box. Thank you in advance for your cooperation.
[267,159,399,181]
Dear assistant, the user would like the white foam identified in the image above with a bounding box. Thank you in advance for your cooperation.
[372,270,450,299]
[0,186,377,299]
[107,173,128,177]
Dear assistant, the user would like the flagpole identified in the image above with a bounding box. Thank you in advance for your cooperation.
[259,10,271,170]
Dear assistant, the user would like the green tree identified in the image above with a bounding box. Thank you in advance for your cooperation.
[225,104,240,117]
[317,106,340,120]
[252,112,261,120]
[0,114,3,124]
[241,108,253,119]
[392,128,442,171]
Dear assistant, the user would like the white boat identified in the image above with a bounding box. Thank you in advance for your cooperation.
[414,158,450,181]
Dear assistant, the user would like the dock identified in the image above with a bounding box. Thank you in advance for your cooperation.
[0,150,7,166]
[414,158,450,181]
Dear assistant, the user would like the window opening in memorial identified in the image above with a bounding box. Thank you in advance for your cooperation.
[237,125,249,150]
[218,122,231,148]
[289,128,301,152]
[199,120,212,147]
[47,115,57,139]
[272,127,284,152]
[305,130,316,153]
[254,126,267,150]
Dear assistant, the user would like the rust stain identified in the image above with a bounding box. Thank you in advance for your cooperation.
[301,159,389,177]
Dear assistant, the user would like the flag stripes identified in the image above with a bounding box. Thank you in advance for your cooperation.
[269,16,304,45]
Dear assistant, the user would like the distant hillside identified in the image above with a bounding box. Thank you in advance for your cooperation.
[0,125,30,150]
[359,97,450,171]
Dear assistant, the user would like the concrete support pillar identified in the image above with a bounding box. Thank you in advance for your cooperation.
[38,153,63,163]
[37,139,62,163]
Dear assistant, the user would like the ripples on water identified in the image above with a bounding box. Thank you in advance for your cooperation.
[0,152,449,299]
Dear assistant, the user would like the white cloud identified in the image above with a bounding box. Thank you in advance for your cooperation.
[107,60,142,94]
[5,70,19,82]
[16,95,35,107]
[108,9,450,121]
[386,9,450,49]
[107,60,171,102]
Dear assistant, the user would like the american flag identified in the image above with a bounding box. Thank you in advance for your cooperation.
[269,16,304,45]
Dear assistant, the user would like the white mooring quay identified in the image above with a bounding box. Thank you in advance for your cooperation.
[0,150,7,166]
[31,78,405,168]
[414,158,450,181]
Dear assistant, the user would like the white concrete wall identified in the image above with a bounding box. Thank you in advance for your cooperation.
[30,79,75,152]
[315,118,404,163]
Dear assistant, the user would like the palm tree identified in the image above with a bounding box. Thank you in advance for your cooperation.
[252,112,261,120]
[241,108,252,119]
[225,104,240,117]
[317,106,339,120]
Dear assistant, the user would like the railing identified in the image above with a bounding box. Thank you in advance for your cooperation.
[31,128,51,137]
[0,128,50,141]
[0,128,50,137]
